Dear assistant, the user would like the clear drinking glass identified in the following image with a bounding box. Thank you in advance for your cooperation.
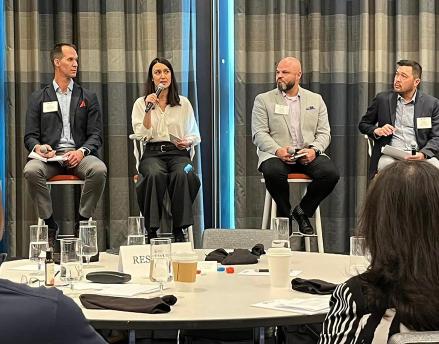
[28,225,49,274]
[127,216,146,245]
[271,217,290,248]
[60,238,82,289]
[79,220,97,229]
[79,223,98,266]
[149,238,173,294]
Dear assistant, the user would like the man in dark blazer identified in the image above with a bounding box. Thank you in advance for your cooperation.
[23,43,107,245]
[252,57,339,235]
[359,59,439,178]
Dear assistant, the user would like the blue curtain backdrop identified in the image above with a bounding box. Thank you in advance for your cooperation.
[0,0,6,253]
[5,0,205,255]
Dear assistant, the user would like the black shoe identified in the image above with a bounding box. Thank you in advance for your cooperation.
[48,224,59,249]
[82,251,100,263]
[73,223,80,238]
[173,228,186,242]
[291,206,314,235]
[147,229,158,243]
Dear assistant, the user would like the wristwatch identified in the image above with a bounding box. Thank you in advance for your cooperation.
[309,146,321,156]
[78,147,89,157]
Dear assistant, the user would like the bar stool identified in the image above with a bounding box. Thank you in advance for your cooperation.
[37,174,85,226]
[261,173,324,253]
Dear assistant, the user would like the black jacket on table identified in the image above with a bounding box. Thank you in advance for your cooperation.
[24,82,103,157]
[359,90,439,178]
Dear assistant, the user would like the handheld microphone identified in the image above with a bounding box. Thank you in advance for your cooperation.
[411,142,417,156]
[183,164,193,174]
[144,84,165,113]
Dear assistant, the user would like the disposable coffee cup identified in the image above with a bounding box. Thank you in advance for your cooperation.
[266,247,292,288]
[172,251,198,291]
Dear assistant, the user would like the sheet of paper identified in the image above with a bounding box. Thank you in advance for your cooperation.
[72,282,161,297]
[28,151,67,162]
[238,269,301,277]
[169,133,181,144]
[381,145,411,160]
[252,296,331,315]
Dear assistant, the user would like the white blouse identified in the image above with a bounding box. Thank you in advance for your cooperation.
[131,95,201,159]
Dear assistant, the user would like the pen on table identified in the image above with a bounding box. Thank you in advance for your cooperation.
[256,268,269,272]
[54,270,60,278]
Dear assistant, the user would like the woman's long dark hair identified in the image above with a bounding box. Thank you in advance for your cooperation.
[358,160,439,330]
[144,57,180,107]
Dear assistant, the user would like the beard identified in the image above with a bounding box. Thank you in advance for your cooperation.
[277,80,295,92]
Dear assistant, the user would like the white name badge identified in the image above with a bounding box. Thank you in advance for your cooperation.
[274,104,289,115]
[417,117,432,129]
[43,101,58,113]
[118,242,192,278]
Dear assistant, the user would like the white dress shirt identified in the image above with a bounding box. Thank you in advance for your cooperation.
[131,95,201,159]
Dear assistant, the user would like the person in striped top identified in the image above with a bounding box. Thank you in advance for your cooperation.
[319,160,439,343]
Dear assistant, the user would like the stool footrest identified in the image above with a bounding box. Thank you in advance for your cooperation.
[290,232,318,238]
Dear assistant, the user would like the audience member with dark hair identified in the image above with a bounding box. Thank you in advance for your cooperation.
[319,160,439,343]
[131,57,201,242]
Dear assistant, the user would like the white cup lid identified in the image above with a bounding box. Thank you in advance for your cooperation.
[173,251,198,261]
[266,247,292,256]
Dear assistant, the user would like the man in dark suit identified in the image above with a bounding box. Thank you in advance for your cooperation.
[359,59,439,178]
[23,43,107,246]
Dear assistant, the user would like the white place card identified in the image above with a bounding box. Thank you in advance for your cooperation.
[118,242,192,277]
[196,261,218,273]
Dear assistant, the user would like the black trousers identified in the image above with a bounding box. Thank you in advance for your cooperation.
[260,156,339,218]
[136,149,200,231]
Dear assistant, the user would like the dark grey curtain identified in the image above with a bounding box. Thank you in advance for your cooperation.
[6,0,204,256]
[234,0,439,253]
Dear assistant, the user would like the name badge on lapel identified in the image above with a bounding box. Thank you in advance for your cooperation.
[275,104,289,115]
[417,117,432,129]
[43,101,58,113]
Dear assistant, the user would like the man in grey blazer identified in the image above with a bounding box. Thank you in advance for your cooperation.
[252,57,339,235]
[359,59,439,178]
[23,43,107,246]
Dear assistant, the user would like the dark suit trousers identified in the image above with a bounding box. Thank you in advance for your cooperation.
[260,155,339,217]
[136,149,200,231]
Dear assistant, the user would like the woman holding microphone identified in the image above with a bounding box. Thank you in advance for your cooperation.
[132,58,201,242]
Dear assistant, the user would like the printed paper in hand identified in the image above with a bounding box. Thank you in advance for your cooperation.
[169,134,180,144]
[381,145,411,160]
[28,151,67,163]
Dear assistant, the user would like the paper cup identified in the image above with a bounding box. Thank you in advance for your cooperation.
[172,251,198,291]
[266,247,292,288]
